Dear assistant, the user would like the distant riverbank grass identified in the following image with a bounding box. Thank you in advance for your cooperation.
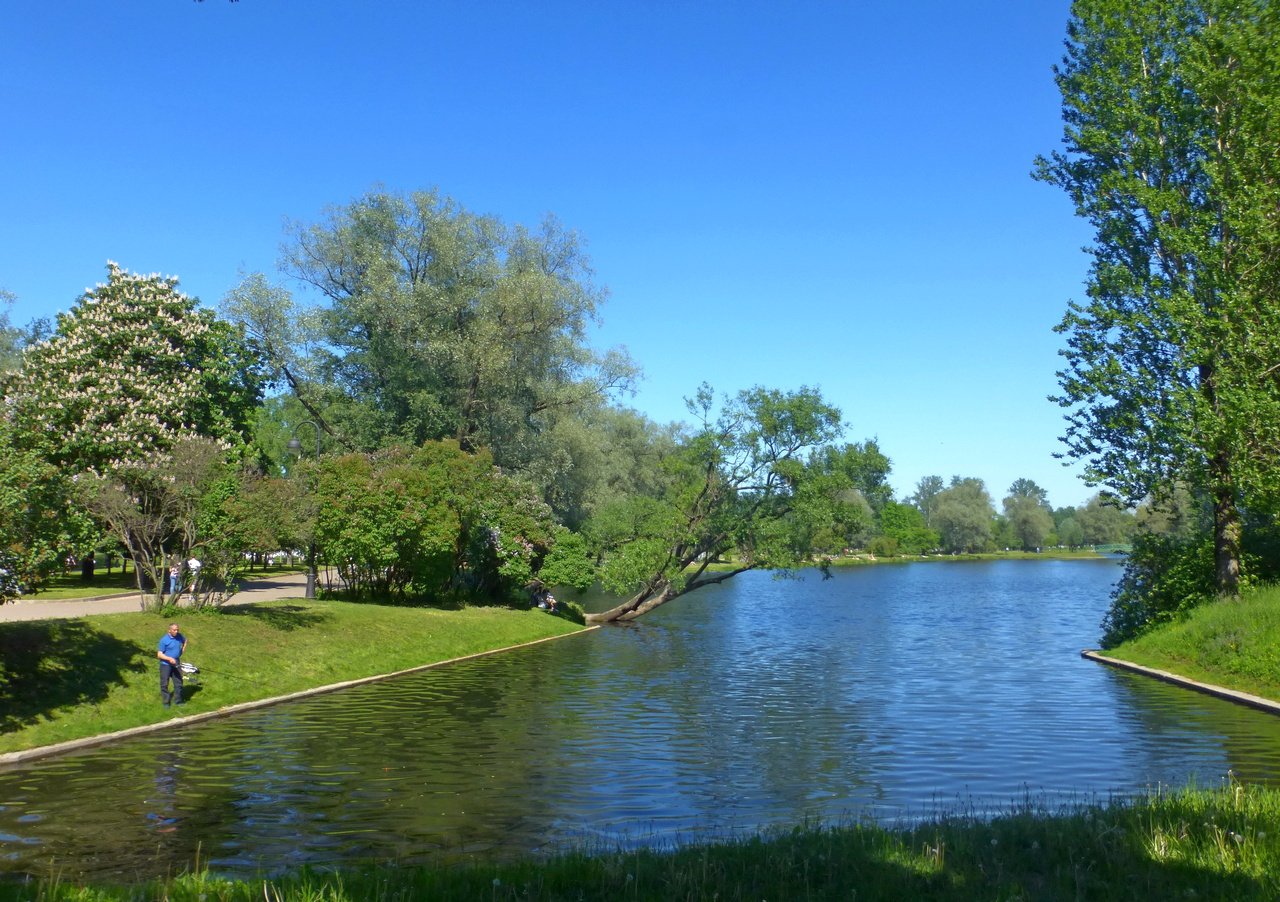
[12,782,1280,901]
[1106,583,1280,702]
[0,600,583,755]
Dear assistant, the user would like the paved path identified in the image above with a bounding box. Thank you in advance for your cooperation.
[0,572,311,623]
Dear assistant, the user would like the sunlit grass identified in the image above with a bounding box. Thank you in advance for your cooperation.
[6,782,1280,900]
[1107,582,1280,702]
[28,564,307,600]
[0,600,584,754]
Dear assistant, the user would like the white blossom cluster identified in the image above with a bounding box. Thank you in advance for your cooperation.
[10,262,241,476]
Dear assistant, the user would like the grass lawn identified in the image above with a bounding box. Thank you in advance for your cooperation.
[28,564,307,600]
[1105,583,1280,702]
[0,599,584,754]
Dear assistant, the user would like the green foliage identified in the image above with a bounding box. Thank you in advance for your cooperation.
[811,440,894,514]
[877,501,939,555]
[1102,531,1219,648]
[535,528,596,591]
[1102,510,1280,647]
[932,477,995,553]
[0,416,95,601]
[1002,479,1055,551]
[1038,0,1280,593]
[538,404,681,530]
[1056,515,1086,548]
[237,188,637,517]
[1076,493,1137,545]
[221,470,312,562]
[78,437,239,610]
[9,263,262,475]
[313,442,557,603]
[587,384,845,620]
[909,474,945,527]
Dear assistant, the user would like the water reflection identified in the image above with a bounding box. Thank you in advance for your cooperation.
[3,559,1280,882]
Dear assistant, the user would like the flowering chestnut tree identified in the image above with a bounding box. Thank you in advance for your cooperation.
[10,262,262,475]
[6,263,263,604]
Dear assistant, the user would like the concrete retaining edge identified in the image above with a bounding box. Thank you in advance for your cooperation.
[1082,649,1280,716]
[0,624,599,769]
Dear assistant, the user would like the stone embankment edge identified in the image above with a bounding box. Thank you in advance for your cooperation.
[0,625,600,769]
[1082,649,1280,716]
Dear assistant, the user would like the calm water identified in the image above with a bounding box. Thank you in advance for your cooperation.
[4,559,1280,881]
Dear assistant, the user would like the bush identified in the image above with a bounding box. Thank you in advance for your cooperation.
[866,535,899,557]
[1101,532,1216,648]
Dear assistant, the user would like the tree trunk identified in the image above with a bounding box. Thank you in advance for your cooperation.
[585,565,756,623]
[586,586,674,623]
[1211,451,1242,595]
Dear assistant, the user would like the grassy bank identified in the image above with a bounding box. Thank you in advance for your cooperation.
[1105,582,1280,702]
[0,600,583,754]
[7,782,1279,901]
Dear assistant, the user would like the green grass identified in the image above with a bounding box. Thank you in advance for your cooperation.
[6,781,1280,900]
[1106,582,1280,701]
[0,599,584,754]
[28,569,139,600]
[29,564,307,600]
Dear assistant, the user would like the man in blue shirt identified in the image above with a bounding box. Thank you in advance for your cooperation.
[157,622,187,708]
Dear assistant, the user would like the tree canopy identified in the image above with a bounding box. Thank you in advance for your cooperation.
[1037,0,1280,594]
[10,263,262,475]
[586,385,845,622]
[226,188,638,517]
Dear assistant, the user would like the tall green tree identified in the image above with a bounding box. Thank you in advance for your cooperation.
[234,189,638,507]
[910,475,946,527]
[1037,0,1280,594]
[587,385,844,622]
[1002,478,1055,550]
[1076,493,1137,546]
[877,500,940,554]
[933,477,996,553]
[812,440,894,514]
[0,289,21,376]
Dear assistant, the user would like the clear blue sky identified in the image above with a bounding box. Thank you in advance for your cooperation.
[2,1,1101,510]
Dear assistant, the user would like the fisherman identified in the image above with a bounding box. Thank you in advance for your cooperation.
[157,622,187,708]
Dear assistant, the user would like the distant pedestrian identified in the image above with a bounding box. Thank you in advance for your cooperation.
[157,622,187,708]
[186,556,202,594]
[168,560,181,595]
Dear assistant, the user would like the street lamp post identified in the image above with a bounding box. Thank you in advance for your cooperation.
[287,420,321,600]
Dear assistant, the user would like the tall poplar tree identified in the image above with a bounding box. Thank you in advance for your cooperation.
[1037,0,1280,593]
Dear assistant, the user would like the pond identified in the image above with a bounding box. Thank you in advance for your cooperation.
[3,558,1280,882]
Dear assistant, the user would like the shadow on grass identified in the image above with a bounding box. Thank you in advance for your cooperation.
[219,604,333,632]
[0,621,148,732]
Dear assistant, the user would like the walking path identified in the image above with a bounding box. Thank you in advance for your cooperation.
[0,572,311,623]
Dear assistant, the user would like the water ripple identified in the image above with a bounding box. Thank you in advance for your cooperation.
[3,561,1280,882]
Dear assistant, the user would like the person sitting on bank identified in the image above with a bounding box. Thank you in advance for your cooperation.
[157,622,187,708]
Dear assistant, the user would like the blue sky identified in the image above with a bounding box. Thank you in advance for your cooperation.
[2,1,1100,509]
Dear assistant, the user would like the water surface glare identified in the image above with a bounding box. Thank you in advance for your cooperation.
[4,559,1280,881]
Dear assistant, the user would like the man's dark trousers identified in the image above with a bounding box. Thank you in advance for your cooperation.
[160,662,183,706]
